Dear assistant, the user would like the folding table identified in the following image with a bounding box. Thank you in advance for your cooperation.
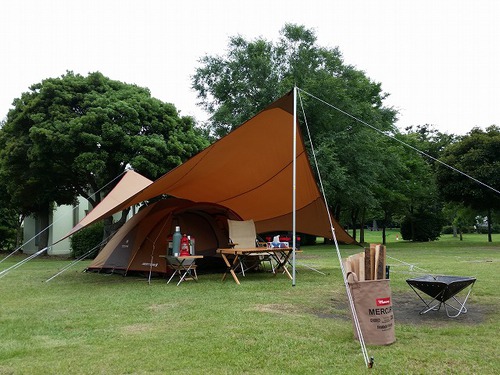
[406,275,476,318]
[216,247,293,285]
[161,255,203,286]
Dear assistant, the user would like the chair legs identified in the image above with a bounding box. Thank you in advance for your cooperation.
[236,256,262,276]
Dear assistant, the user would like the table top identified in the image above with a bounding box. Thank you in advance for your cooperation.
[159,255,204,259]
[217,247,293,255]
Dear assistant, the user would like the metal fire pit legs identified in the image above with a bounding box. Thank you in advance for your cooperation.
[406,275,476,318]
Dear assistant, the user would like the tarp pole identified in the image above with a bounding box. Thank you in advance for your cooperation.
[292,86,297,286]
[296,87,372,367]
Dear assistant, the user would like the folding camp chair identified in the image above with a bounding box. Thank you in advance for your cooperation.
[227,219,271,275]
[406,275,476,318]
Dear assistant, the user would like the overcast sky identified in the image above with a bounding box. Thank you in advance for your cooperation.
[1,0,498,135]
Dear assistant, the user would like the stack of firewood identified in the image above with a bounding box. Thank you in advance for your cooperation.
[344,244,387,281]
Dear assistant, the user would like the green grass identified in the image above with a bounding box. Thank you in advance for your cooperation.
[0,236,499,374]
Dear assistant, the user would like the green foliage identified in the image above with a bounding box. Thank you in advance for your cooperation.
[192,23,399,232]
[401,210,444,241]
[0,71,209,215]
[476,223,500,234]
[299,233,317,246]
[437,126,500,211]
[0,208,18,251]
[0,181,20,251]
[403,124,456,162]
[380,128,449,241]
[441,225,455,234]
[70,221,104,259]
[436,126,500,242]
[0,71,209,249]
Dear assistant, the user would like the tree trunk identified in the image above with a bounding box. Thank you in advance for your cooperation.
[16,214,25,248]
[102,216,114,246]
[351,208,359,241]
[459,230,463,241]
[334,204,341,221]
[487,208,492,243]
[359,208,366,243]
[36,203,51,251]
[102,208,130,250]
[382,210,389,245]
[409,204,415,242]
[452,225,458,237]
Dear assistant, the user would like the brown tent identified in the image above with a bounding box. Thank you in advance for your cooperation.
[87,198,242,274]
[72,91,354,247]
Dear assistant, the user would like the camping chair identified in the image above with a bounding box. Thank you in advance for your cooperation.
[406,275,476,318]
[227,219,271,275]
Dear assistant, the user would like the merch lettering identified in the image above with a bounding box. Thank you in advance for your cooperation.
[368,307,392,315]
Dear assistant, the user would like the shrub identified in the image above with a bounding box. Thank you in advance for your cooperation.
[300,234,317,246]
[476,223,500,234]
[0,224,17,252]
[0,207,18,251]
[441,225,454,235]
[70,221,104,259]
[401,211,443,241]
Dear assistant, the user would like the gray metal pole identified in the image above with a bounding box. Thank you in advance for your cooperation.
[292,86,297,286]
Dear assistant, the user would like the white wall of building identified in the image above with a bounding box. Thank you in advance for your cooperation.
[22,197,90,256]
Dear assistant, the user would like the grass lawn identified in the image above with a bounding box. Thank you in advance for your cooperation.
[0,234,499,374]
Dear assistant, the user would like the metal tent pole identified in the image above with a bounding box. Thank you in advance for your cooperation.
[292,86,297,286]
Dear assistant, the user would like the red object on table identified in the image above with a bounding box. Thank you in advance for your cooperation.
[180,234,190,256]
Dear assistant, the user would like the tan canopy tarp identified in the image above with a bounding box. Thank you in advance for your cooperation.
[63,170,153,239]
[69,91,354,244]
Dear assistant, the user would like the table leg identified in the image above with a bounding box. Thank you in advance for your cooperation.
[220,253,241,285]
[177,265,190,286]
[167,268,179,284]
[230,255,241,284]
[220,253,231,281]
[272,250,293,280]
[177,259,192,286]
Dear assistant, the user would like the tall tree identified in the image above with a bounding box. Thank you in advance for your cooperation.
[0,119,21,251]
[370,141,410,244]
[393,128,447,241]
[0,183,20,251]
[442,203,476,240]
[0,71,208,249]
[403,124,456,163]
[436,126,500,242]
[192,24,398,238]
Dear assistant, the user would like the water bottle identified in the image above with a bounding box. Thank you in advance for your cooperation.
[167,235,173,255]
[190,236,195,255]
[172,226,181,256]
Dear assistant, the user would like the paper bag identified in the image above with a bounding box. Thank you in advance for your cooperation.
[347,272,396,345]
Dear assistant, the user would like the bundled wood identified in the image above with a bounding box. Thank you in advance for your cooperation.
[375,244,386,280]
[358,252,365,281]
[364,247,372,280]
[345,243,387,281]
